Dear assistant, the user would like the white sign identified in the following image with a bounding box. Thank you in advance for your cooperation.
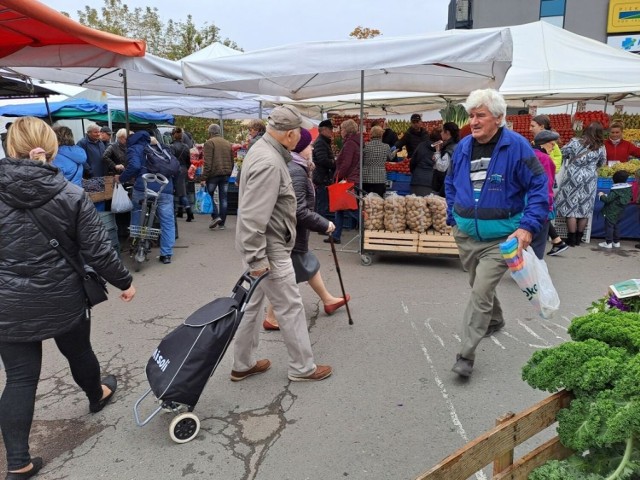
[607,34,640,52]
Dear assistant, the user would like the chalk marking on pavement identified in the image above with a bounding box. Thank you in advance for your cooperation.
[401,301,409,314]
[452,334,461,343]
[545,320,568,332]
[490,336,506,349]
[540,323,566,340]
[517,319,551,346]
[501,331,549,349]
[425,319,445,348]
[409,319,488,480]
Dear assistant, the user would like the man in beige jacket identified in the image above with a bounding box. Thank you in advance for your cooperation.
[232,105,332,382]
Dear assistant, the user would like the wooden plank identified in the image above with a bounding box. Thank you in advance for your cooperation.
[492,437,573,480]
[363,243,418,253]
[493,413,516,475]
[364,230,419,240]
[416,247,459,255]
[415,391,572,480]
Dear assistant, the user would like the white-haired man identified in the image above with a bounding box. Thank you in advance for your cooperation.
[445,89,549,378]
[77,123,106,178]
[232,105,332,383]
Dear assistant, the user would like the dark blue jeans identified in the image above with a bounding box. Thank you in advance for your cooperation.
[207,175,230,225]
[333,209,359,241]
[604,218,620,244]
[0,320,103,470]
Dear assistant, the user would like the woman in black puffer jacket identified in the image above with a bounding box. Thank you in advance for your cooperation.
[0,117,136,479]
[262,128,350,331]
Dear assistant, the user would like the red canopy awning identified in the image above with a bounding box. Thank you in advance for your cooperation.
[0,0,146,59]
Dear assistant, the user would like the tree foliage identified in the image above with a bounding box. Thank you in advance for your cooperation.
[66,0,241,59]
[349,26,382,39]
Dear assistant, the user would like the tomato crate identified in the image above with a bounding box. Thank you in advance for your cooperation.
[416,391,573,480]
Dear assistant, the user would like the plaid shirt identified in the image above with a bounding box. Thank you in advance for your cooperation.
[362,138,390,183]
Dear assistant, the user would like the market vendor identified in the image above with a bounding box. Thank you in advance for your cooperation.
[604,121,640,164]
[395,113,428,158]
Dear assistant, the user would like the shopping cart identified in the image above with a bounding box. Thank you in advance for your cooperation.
[133,271,267,443]
[128,173,169,272]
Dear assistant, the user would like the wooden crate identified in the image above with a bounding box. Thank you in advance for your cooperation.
[418,230,459,255]
[86,176,115,203]
[363,230,419,253]
[415,390,573,480]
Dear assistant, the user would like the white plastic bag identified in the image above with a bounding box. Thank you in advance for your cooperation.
[511,247,560,319]
[110,182,133,213]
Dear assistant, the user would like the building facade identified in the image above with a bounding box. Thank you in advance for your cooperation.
[447,0,609,43]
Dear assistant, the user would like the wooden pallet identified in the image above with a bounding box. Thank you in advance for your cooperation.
[418,230,458,255]
[363,230,419,253]
[415,390,573,480]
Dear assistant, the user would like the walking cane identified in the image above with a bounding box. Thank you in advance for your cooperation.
[329,236,353,325]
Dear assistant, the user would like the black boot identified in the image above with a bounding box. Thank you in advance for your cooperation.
[566,232,576,247]
[575,231,584,246]
[186,208,194,222]
[176,207,184,218]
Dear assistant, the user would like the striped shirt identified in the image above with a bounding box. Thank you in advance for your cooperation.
[470,128,502,201]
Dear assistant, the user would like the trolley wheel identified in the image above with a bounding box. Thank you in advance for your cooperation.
[360,254,372,266]
[169,412,200,444]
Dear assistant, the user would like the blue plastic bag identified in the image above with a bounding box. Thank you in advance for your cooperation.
[195,186,212,215]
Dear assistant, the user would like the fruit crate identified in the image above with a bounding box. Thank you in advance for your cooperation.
[552,216,591,244]
[417,229,458,255]
[416,390,573,480]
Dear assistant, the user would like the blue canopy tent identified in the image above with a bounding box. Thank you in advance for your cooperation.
[0,98,173,124]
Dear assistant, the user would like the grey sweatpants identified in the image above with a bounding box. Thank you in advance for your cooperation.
[232,257,317,377]
[453,227,509,361]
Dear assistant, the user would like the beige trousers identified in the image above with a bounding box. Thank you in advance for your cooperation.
[232,257,317,377]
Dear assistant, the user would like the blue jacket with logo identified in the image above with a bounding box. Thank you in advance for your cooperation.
[445,128,548,241]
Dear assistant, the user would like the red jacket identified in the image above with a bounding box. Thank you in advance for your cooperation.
[604,139,640,162]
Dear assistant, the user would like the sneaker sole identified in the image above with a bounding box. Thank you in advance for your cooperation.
[452,366,473,377]
[547,245,569,256]
[288,370,332,382]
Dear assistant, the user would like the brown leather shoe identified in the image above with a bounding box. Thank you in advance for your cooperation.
[288,365,332,382]
[230,359,271,382]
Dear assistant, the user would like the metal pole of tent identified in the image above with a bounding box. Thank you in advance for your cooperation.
[122,70,130,134]
[43,96,53,124]
[107,104,113,134]
[219,110,224,136]
[258,101,263,119]
[358,70,364,256]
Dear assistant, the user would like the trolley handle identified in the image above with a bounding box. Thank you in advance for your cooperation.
[141,173,170,195]
[231,270,269,307]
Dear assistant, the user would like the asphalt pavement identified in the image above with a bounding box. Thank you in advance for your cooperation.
[1,215,638,480]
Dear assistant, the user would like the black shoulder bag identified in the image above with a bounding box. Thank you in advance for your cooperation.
[26,209,109,309]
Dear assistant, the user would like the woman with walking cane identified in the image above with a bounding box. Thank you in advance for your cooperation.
[263,128,350,330]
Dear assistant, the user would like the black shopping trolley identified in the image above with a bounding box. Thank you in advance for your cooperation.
[133,270,267,443]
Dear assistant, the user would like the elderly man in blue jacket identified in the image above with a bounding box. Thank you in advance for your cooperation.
[445,89,548,378]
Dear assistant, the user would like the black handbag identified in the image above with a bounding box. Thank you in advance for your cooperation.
[26,209,108,308]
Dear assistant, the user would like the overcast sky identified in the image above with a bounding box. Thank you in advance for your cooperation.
[43,0,451,52]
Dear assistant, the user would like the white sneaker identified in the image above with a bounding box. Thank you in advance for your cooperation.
[598,242,612,249]
[613,242,621,248]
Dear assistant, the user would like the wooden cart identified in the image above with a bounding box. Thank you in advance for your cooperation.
[415,390,573,480]
[361,229,459,266]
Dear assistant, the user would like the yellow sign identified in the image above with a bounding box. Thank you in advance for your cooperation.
[608,0,640,33]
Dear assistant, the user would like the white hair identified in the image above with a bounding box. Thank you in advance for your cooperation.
[86,122,100,133]
[116,128,128,139]
[464,89,507,125]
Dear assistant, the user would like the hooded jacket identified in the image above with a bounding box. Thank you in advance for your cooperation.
[445,128,548,241]
[119,131,174,194]
[0,157,132,342]
[52,145,87,187]
[600,183,632,223]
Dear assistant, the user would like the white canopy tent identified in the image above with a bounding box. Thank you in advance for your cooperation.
[181,28,513,99]
[262,22,640,117]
